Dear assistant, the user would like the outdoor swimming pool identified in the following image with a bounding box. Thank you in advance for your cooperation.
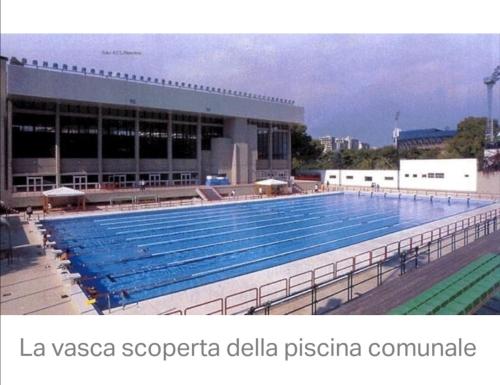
[42,193,490,310]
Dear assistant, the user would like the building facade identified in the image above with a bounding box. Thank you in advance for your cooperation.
[0,57,304,202]
[319,135,334,153]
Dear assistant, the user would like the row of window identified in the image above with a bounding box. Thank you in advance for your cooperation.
[13,99,222,124]
[328,175,395,181]
[404,173,447,179]
[257,128,289,160]
[12,113,223,158]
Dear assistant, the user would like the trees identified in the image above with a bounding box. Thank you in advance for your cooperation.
[292,117,498,172]
[291,126,323,172]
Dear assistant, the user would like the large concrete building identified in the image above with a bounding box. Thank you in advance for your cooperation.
[0,56,304,203]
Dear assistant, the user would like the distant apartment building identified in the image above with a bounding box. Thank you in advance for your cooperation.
[319,135,334,153]
[319,135,368,152]
[393,128,457,150]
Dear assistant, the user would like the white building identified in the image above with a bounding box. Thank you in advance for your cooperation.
[399,159,477,192]
[300,158,480,192]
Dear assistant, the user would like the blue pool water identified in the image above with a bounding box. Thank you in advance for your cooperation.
[42,193,490,310]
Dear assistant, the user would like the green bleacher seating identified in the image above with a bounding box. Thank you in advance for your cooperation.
[389,253,500,315]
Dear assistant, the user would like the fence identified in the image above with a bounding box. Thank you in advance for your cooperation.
[330,185,500,202]
[167,207,499,315]
[249,215,499,315]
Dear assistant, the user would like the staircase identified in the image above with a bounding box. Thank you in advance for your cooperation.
[196,187,223,201]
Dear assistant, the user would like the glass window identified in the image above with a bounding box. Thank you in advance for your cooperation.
[13,99,56,112]
[346,176,353,180]
[365,176,373,181]
[257,128,269,160]
[202,125,223,151]
[272,128,289,160]
[103,119,135,158]
[384,176,394,180]
[140,121,168,158]
[61,116,98,158]
[12,113,55,158]
[436,173,445,178]
[172,123,197,158]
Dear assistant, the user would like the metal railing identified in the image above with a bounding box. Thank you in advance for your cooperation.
[248,216,499,315]
[330,185,500,202]
[167,207,499,315]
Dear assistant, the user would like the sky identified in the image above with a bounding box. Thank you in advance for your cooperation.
[1,34,499,146]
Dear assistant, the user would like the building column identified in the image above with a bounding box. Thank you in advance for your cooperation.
[167,111,173,185]
[7,100,13,193]
[287,126,292,178]
[196,114,202,185]
[97,106,103,186]
[268,123,273,176]
[134,110,140,184]
[55,103,61,187]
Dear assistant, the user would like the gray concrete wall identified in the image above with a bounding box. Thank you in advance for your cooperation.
[8,64,304,124]
[139,159,169,172]
[102,159,135,173]
[210,137,233,179]
[172,159,197,171]
[477,171,500,194]
[61,159,99,173]
[225,118,258,184]
[13,158,56,175]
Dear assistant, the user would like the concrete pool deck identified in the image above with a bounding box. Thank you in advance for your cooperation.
[2,192,499,315]
[0,216,79,315]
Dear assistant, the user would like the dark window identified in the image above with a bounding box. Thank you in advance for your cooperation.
[102,107,136,118]
[404,174,409,177]
[13,99,56,112]
[60,104,98,115]
[103,119,135,158]
[272,128,289,160]
[346,176,353,180]
[202,125,223,151]
[61,116,98,158]
[436,173,445,179]
[257,128,269,160]
[201,116,223,125]
[173,113,197,123]
[364,176,373,182]
[12,113,55,157]
[422,174,427,178]
[140,121,168,158]
[172,123,197,158]
[464,174,469,178]
[384,176,394,180]
[329,175,337,179]
[428,173,435,178]
[412,174,417,178]
[139,110,168,120]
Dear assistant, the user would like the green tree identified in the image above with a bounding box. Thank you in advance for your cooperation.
[442,117,487,160]
[291,126,323,172]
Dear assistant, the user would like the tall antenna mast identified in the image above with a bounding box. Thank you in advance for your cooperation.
[484,65,500,143]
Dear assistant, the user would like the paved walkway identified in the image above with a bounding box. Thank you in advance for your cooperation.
[0,216,78,315]
[329,230,500,315]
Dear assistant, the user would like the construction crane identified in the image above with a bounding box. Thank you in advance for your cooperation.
[484,65,500,143]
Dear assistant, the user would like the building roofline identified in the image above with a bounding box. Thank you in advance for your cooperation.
[7,56,298,107]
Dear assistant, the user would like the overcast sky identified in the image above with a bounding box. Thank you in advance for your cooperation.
[1,34,499,146]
